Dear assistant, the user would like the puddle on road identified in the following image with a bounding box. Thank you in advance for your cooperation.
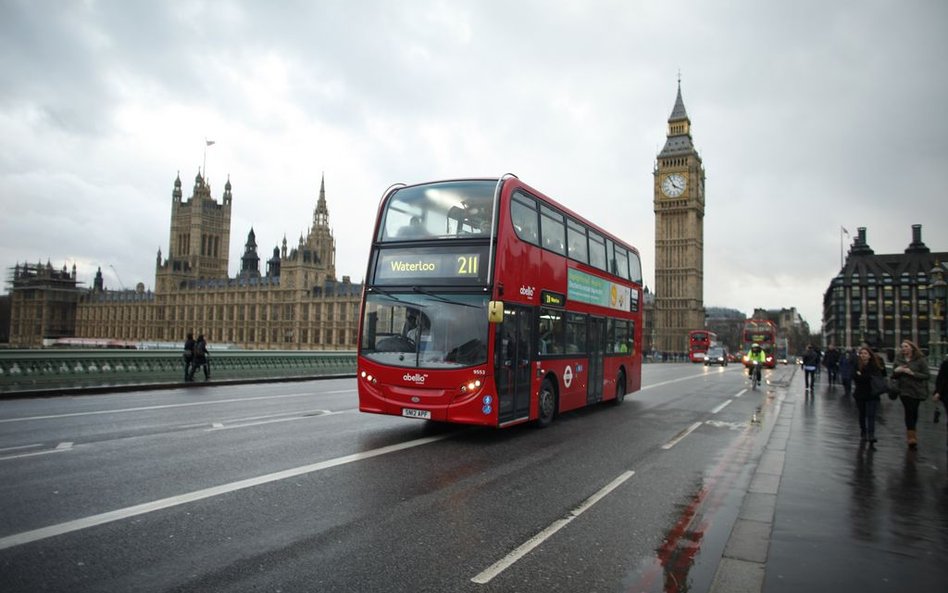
[620,427,764,592]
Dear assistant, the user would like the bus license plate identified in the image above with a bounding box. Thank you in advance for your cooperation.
[402,408,431,420]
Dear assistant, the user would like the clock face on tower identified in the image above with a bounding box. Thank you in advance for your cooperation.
[661,173,687,198]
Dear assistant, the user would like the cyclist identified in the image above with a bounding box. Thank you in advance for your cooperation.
[746,343,767,386]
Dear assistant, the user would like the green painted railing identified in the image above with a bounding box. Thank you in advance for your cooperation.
[0,349,357,394]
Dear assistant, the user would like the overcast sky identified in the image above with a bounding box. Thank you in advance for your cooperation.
[2,0,946,328]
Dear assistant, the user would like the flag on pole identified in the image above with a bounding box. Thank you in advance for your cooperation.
[206,139,216,146]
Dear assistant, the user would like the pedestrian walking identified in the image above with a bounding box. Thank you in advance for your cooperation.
[932,355,948,449]
[182,332,195,382]
[189,334,211,381]
[801,344,819,391]
[839,347,857,397]
[852,346,884,443]
[823,345,841,385]
[891,339,930,450]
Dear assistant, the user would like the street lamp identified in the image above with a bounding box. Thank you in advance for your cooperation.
[930,263,946,366]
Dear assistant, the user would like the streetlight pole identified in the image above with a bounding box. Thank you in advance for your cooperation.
[930,264,946,367]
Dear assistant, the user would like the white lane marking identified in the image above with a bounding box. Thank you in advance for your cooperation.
[734,388,748,398]
[640,373,713,391]
[661,422,703,450]
[710,400,732,414]
[471,470,635,585]
[208,411,338,431]
[0,442,74,461]
[0,390,356,424]
[0,444,43,453]
[0,433,451,551]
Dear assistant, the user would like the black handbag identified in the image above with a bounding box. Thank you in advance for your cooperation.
[870,374,888,398]
[887,376,901,400]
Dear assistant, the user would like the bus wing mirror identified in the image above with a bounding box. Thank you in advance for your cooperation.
[488,301,504,324]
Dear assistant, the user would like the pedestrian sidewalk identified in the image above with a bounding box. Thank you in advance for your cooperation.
[710,368,946,593]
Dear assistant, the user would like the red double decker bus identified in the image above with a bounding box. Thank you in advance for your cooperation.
[357,175,644,428]
[741,319,777,368]
[687,330,717,363]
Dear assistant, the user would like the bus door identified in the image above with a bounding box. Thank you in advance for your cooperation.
[587,316,605,405]
[494,305,533,424]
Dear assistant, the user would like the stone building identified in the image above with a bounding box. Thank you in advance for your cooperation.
[822,225,946,359]
[652,81,706,353]
[6,262,81,347]
[8,171,362,349]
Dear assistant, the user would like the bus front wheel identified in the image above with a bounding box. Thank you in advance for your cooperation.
[537,379,556,428]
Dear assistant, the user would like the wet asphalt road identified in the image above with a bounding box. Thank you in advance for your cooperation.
[0,364,944,592]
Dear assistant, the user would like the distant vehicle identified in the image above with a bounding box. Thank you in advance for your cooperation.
[774,337,789,365]
[688,330,717,363]
[741,319,777,368]
[703,346,728,366]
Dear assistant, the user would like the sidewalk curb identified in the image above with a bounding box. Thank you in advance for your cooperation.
[709,372,796,593]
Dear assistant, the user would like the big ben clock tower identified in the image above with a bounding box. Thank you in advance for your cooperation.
[653,81,706,354]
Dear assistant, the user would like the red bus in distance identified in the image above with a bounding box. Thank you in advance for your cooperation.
[688,330,717,363]
[357,175,644,428]
[741,319,777,368]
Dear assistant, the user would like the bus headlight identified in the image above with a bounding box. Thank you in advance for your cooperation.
[460,379,482,393]
[360,370,377,384]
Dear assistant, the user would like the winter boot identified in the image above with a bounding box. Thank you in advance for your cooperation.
[907,429,918,450]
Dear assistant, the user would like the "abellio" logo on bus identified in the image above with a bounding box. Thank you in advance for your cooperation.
[403,372,428,384]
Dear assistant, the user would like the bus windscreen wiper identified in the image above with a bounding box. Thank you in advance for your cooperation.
[411,286,480,309]
[367,286,416,306]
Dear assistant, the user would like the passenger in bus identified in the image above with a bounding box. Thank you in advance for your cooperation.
[397,216,428,238]
[403,310,420,342]
[539,329,552,355]
[403,309,429,344]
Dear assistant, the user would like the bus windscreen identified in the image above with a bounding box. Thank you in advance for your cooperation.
[378,180,495,241]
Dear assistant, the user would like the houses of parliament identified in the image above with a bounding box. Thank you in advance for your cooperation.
[5,172,362,349]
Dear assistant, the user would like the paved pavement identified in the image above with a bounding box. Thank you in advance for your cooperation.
[710,367,947,592]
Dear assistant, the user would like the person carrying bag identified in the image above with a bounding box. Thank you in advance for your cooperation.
[853,346,884,443]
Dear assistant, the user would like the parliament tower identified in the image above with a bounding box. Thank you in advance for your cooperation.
[653,82,706,353]
[156,170,232,292]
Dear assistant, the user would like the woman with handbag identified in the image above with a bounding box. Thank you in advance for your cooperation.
[853,346,885,443]
[892,339,931,450]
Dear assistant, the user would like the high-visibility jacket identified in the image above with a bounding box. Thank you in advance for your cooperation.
[746,349,767,364]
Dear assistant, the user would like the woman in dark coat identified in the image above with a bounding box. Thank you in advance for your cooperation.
[852,345,884,443]
[933,355,948,448]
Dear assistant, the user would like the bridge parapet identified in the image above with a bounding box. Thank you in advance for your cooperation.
[0,349,357,395]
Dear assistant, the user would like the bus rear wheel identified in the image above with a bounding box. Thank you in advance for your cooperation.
[537,379,556,428]
[613,371,627,406]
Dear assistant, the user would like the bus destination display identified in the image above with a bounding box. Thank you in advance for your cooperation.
[374,247,488,284]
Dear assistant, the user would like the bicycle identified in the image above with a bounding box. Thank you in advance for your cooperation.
[749,360,762,390]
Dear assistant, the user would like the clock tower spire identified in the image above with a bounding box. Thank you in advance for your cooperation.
[652,80,706,354]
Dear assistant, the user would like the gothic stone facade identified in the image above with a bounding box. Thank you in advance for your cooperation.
[32,171,362,350]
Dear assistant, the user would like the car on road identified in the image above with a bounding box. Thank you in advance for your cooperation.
[703,346,728,366]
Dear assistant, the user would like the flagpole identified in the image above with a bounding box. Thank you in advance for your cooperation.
[840,226,850,269]
[202,138,216,181]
